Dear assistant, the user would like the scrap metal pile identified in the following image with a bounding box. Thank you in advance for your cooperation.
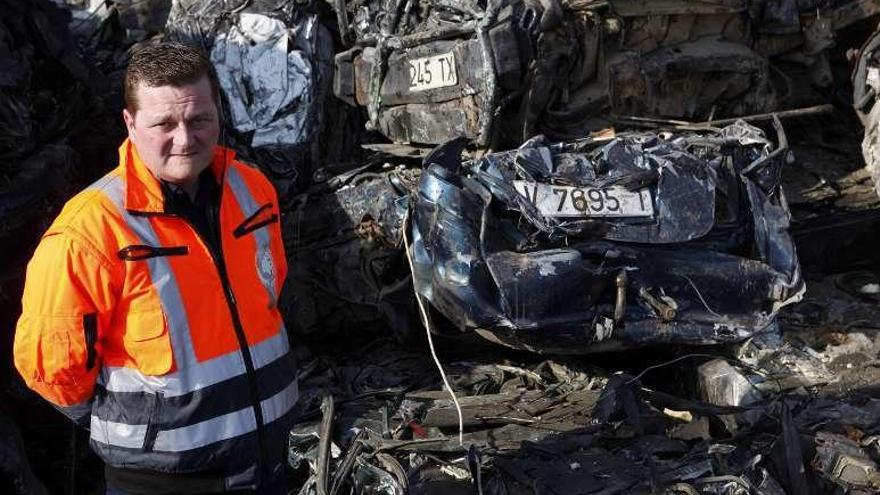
[282,157,420,339]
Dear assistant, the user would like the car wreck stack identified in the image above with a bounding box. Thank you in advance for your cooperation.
[332,0,880,152]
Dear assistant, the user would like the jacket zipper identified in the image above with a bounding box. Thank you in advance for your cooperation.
[167,194,268,479]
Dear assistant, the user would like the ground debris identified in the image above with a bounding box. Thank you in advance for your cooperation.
[288,267,880,494]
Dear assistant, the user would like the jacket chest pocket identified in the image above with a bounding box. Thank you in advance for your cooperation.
[122,307,173,375]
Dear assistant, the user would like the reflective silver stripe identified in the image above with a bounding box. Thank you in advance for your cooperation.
[152,377,297,452]
[250,324,290,368]
[99,327,290,397]
[261,377,298,424]
[226,166,277,306]
[154,406,256,452]
[97,368,167,395]
[90,416,147,449]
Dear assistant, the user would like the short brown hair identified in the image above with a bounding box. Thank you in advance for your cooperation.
[124,42,220,111]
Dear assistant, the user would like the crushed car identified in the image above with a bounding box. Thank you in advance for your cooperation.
[408,120,804,352]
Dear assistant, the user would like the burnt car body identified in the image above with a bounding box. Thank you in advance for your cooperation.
[409,121,804,353]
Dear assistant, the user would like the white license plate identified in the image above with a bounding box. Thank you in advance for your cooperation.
[408,52,457,92]
[513,181,654,218]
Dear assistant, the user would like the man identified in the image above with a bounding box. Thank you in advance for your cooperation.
[13,42,297,493]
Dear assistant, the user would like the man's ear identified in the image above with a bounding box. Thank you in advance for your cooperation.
[122,108,135,135]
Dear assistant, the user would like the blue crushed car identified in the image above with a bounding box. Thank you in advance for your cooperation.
[410,120,804,353]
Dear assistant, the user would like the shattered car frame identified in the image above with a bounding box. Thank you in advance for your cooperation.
[409,120,804,353]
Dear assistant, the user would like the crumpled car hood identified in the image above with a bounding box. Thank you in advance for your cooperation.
[410,121,804,353]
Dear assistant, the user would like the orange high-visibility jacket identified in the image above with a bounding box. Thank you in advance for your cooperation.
[14,139,297,487]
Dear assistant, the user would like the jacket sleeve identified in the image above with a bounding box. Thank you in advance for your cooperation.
[13,230,118,424]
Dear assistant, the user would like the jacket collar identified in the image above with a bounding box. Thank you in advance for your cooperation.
[118,138,235,213]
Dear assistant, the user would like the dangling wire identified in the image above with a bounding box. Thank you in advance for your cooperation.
[402,208,464,445]
[677,273,723,319]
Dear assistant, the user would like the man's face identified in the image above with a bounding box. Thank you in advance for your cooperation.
[122,76,220,186]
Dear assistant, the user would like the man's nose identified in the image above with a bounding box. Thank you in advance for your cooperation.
[173,124,196,148]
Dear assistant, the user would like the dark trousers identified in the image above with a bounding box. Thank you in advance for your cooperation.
[105,472,287,495]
